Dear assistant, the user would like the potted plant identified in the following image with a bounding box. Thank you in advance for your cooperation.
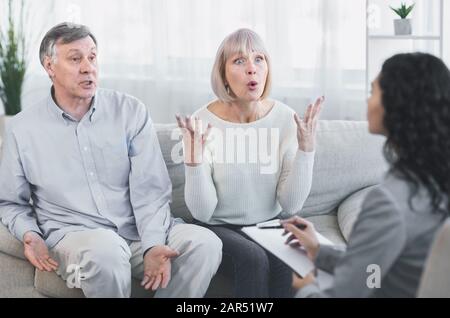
[390,2,415,35]
[0,0,26,140]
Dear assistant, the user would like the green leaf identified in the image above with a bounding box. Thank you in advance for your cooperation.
[390,2,415,19]
[0,0,27,115]
[405,4,415,17]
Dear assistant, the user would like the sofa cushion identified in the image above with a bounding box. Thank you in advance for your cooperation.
[299,120,387,217]
[154,123,192,221]
[35,271,85,298]
[0,252,36,297]
[337,185,377,241]
[305,214,346,246]
[417,219,450,297]
[0,222,26,260]
[34,270,153,298]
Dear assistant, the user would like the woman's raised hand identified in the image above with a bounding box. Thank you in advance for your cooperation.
[176,115,212,166]
[294,96,324,152]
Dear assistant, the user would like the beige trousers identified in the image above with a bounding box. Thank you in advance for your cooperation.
[51,223,222,298]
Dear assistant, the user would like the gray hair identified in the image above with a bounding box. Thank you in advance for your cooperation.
[211,28,272,103]
[39,22,97,66]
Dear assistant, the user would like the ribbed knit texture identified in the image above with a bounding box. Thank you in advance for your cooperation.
[184,100,315,225]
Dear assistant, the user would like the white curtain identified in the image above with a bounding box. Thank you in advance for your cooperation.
[446,1,450,66]
[3,0,367,122]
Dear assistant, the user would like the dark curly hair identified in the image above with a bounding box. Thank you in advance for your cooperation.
[379,52,450,214]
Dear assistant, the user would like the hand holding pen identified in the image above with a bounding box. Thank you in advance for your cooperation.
[280,216,320,262]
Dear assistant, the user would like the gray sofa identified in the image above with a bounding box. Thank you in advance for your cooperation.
[0,120,388,297]
[417,219,450,298]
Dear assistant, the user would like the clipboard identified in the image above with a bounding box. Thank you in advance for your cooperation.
[241,224,334,290]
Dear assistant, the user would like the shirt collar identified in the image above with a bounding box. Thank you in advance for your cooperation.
[47,86,98,125]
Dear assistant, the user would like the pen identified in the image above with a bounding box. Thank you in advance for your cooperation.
[258,223,307,230]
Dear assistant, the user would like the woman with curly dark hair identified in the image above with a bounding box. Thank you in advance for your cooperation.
[283,52,450,297]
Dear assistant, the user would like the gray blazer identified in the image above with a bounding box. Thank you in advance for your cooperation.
[297,171,447,298]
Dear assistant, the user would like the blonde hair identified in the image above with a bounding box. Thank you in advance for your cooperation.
[211,28,272,103]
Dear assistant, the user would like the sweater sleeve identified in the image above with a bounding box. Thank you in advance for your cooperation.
[184,150,218,223]
[277,148,315,215]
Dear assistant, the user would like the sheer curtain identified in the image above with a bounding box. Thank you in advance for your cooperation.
[3,0,367,122]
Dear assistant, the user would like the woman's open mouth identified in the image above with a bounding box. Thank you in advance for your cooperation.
[247,81,258,90]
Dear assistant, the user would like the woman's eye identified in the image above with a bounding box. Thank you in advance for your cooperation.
[255,56,264,63]
[234,58,244,65]
[71,57,81,62]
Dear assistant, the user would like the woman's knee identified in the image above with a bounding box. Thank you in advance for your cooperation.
[232,242,269,272]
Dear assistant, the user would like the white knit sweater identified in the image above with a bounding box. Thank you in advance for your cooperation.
[184,100,315,225]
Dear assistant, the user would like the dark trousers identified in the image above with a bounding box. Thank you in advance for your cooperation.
[196,221,294,298]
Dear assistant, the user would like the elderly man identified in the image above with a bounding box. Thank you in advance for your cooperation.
[0,22,222,298]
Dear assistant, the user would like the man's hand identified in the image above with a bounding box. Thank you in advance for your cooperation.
[23,231,58,271]
[141,245,179,291]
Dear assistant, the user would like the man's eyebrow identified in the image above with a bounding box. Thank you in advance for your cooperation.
[67,49,82,54]
[66,47,97,54]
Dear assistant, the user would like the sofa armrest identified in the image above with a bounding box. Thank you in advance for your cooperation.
[418,219,450,297]
[0,222,27,260]
[337,185,378,242]
[0,251,36,297]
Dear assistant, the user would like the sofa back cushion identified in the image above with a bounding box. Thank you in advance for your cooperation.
[155,120,388,221]
[299,120,387,217]
[337,185,378,241]
[154,124,192,221]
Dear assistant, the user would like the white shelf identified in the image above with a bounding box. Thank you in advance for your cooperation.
[365,0,444,97]
[368,35,441,40]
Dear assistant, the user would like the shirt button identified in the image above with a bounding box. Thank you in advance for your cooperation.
[83,147,88,152]
[89,172,94,177]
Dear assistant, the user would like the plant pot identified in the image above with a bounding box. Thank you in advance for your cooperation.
[394,19,412,35]
[0,115,13,146]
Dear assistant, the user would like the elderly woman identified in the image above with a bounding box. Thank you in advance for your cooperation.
[283,52,450,298]
[176,28,323,297]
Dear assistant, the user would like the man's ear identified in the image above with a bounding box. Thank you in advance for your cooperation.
[43,56,55,78]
